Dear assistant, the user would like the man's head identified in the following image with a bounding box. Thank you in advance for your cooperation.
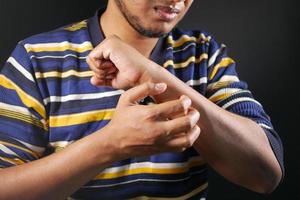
[112,0,193,38]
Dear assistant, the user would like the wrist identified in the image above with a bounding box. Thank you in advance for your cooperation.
[138,70,153,85]
[84,125,120,168]
[137,61,162,85]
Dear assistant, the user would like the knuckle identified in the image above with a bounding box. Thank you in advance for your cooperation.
[143,107,155,118]
[180,96,191,110]
[171,100,184,114]
[147,130,163,145]
[162,126,171,137]
[138,82,153,97]
[153,127,165,139]
[152,124,170,139]
[184,136,193,148]
[153,123,166,135]
[185,116,193,129]
[145,82,154,90]
[120,92,129,102]
[149,106,164,119]
[173,99,185,111]
[86,55,92,64]
[88,50,97,59]
[179,99,187,110]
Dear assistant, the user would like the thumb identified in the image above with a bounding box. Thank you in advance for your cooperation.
[120,82,167,105]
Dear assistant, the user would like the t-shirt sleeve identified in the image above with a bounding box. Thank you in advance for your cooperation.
[205,37,284,177]
[0,43,48,168]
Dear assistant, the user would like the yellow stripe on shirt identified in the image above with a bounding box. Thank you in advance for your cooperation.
[209,57,235,80]
[0,108,48,131]
[209,93,232,103]
[163,53,208,69]
[208,88,243,103]
[167,33,211,48]
[130,182,208,200]
[67,182,208,199]
[49,109,114,127]
[0,75,46,119]
[24,41,93,53]
[207,75,239,91]
[0,141,41,159]
[64,21,88,32]
[35,70,94,79]
[0,156,26,165]
[95,158,205,180]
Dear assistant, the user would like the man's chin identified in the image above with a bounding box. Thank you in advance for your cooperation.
[137,28,170,38]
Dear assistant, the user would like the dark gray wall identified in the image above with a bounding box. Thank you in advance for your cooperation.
[0,0,298,199]
[179,1,299,199]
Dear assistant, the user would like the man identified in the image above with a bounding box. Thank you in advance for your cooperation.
[0,0,283,199]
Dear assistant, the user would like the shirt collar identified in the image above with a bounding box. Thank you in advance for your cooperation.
[87,6,167,66]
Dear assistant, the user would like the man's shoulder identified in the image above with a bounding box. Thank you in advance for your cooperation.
[19,20,92,49]
[165,28,224,58]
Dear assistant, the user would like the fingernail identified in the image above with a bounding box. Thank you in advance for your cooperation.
[90,76,96,85]
[155,83,166,91]
[181,96,191,108]
[191,111,200,124]
[192,126,201,141]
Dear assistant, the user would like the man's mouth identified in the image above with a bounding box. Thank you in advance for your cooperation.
[154,5,180,21]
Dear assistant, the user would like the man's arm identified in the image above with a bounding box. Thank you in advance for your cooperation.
[0,128,113,200]
[0,82,200,200]
[142,64,282,193]
[88,36,283,193]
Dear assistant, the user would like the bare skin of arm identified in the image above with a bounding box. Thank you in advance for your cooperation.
[88,36,282,193]
[0,83,200,200]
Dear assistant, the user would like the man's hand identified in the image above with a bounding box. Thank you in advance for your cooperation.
[103,82,201,160]
[87,35,153,89]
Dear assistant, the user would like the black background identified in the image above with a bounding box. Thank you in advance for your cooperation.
[0,0,298,199]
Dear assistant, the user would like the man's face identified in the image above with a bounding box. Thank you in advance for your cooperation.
[114,0,193,38]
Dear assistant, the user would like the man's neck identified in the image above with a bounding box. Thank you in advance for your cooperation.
[100,2,159,58]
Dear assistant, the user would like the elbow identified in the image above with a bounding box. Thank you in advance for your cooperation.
[254,175,281,194]
[251,163,283,194]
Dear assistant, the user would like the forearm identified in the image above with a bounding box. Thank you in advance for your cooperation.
[193,106,282,193]
[143,63,282,192]
[0,127,115,200]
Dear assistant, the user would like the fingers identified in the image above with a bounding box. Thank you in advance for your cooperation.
[161,109,200,135]
[91,76,113,87]
[161,108,200,152]
[120,82,167,105]
[86,35,121,71]
[165,125,201,152]
[151,95,192,119]
[88,57,118,86]
[87,54,102,74]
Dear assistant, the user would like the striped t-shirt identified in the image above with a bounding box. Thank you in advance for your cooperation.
[0,8,283,200]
